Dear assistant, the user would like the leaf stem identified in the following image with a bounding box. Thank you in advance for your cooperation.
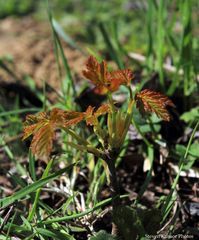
[128,86,133,100]
[62,128,89,145]
[66,141,104,158]
[131,116,152,147]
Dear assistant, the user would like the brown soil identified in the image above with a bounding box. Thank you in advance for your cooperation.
[0,16,85,90]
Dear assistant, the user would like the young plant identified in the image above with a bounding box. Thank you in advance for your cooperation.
[23,55,174,237]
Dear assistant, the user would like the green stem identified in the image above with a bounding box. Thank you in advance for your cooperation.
[66,141,104,158]
[131,116,152,147]
[62,128,89,145]
[128,86,133,100]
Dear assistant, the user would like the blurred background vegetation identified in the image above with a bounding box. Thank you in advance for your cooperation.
[1,0,199,96]
[1,0,198,54]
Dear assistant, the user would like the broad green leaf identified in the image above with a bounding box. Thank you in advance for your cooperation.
[175,143,199,170]
[180,107,199,123]
[189,142,199,157]
[113,205,145,240]
[89,230,117,240]
[137,208,162,234]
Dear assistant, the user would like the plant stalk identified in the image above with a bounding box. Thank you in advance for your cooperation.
[105,154,121,235]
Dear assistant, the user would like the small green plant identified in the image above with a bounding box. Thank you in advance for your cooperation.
[23,55,175,238]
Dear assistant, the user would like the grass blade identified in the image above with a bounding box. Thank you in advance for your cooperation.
[167,0,193,96]
[156,0,166,90]
[38,194,129,225]
[28,159,54,221]
[47,1,76,105]
[161,120,199,222]
[36,228,73,240]
[0,162,76,209]
[146,0,155,69]
[28,150,36,182]
[136,145,154,202]
[0,108,40,117]
[52,18,85,54]
[99,22,124,69]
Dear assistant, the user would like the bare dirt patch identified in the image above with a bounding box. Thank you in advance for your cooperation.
[0,16,85,90]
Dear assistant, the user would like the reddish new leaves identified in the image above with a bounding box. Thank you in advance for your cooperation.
[82,56,109,94]
[109,69,133,87]
[23,109,68,158]
[135,89,175,121]
[23,55,175,160]
[82,56,133,95]
[85,104,111,126]
[23,105,110,158]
